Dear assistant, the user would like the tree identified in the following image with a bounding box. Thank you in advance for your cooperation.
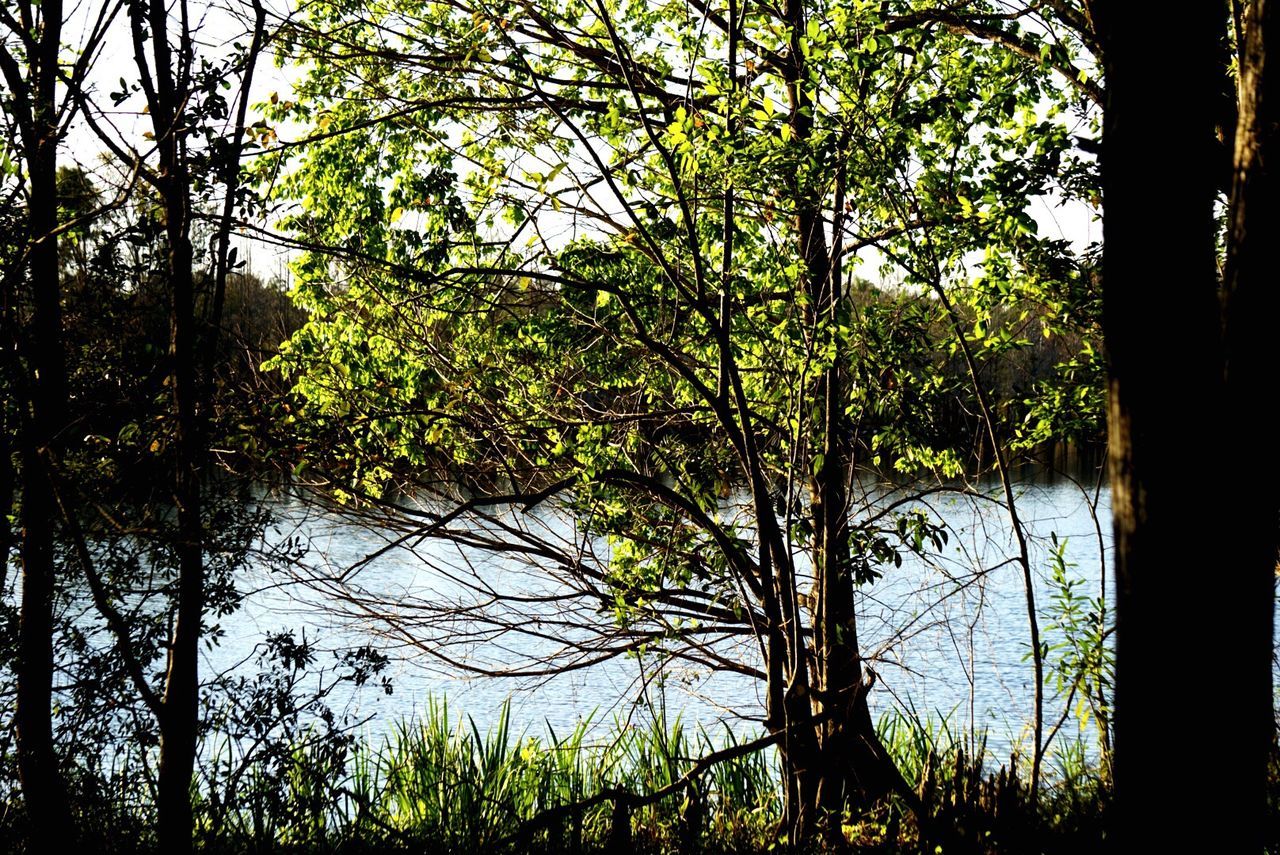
[1218,5,1279,842]
[72,1,270,847]
[0,0,117,839]
[4,0,271,845]
[265,0,1096,843]
[822,3,1277,844]
[1096,1,1275,849]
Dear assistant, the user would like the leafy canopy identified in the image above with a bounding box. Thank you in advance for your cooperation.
[262,0,1100,637]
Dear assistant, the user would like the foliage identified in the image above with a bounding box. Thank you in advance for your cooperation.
[0,0,1134,846]
[0,167,298,844]
[1041,533,1112,767]
[263,0,1099,490]
[876,708,1108,852]
[261,0,1103,701]
[0,696,1125,853]
[253,0,1109,835]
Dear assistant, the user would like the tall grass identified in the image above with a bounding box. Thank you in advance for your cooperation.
[188,698,779,853]
[875,707,1109,852]
[0,698,1134,853]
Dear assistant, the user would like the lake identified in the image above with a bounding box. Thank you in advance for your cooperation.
[210,469,1114,762]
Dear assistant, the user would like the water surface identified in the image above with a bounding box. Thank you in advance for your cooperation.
[212,470,1114,761]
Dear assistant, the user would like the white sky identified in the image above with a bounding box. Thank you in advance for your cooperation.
[29,0,1099,289]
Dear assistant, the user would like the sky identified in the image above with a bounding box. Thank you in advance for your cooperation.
[31,0,1101,293]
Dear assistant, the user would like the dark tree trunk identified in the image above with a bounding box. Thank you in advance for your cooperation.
[758,0,911,844]
[155,206,203,854]
[1097,3,1268,849]
[774,0,894,841]
[12,3,75,836]
[138,0,204,848]
[1,408,12,595]
[1222,0,1279,848]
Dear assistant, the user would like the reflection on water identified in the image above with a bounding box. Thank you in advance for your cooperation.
[213,471,1113,760]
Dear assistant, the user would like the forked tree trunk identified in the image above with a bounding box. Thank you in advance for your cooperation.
[769,0,900,840]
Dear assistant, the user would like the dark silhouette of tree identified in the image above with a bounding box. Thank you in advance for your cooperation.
[0,0,116,840]
[1097,0,1276,849]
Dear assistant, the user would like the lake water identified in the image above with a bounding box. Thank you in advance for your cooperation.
[210,470,1114,761]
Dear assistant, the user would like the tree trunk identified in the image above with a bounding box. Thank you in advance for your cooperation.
[1098,3,1247,849]
[155,208,203,853]
[143,1,204,845]
[13,15,75,836]
[1222,0,1279,848]
[1,413,11,596]
[774,0,896,841]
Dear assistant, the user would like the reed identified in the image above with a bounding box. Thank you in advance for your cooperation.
[0,697,1136,853]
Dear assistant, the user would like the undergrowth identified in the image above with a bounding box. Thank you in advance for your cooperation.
[0,701,1141,853]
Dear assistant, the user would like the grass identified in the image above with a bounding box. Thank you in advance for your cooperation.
[0,699,1126,853]
[873,709,1108,852]
[172,697,783,853]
